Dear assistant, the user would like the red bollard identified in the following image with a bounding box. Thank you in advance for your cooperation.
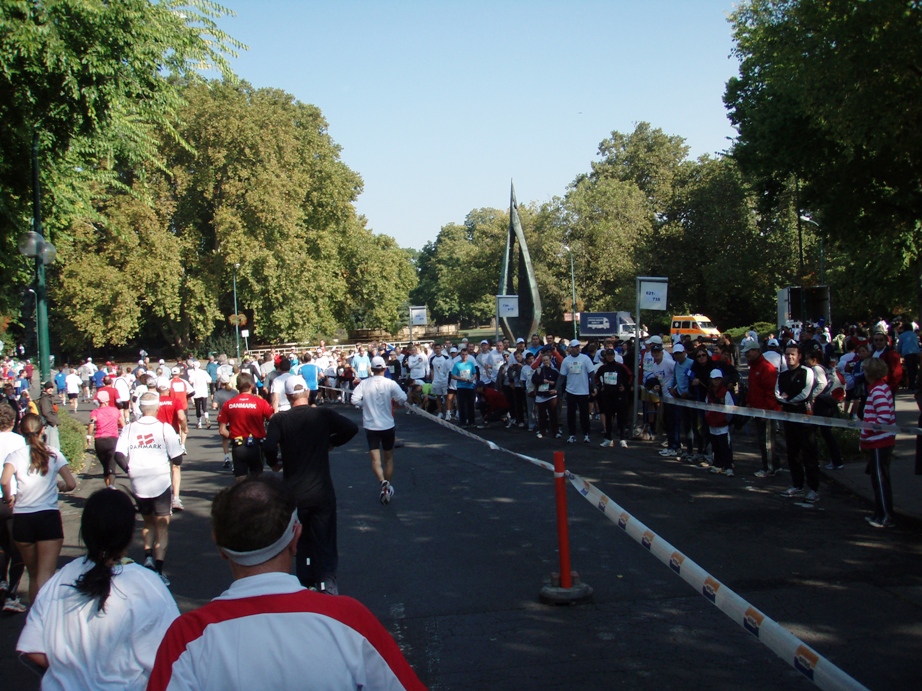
[554,451,573,589]
[539,451,593,605]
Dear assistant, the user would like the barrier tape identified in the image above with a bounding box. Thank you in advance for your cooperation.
[659,395,921,436]
[393,397,869,691]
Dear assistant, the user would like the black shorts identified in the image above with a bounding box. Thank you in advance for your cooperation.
[135,488,172,517]
[365,427,396,452]
[12,509,63,542]
[232,444,264,478]
[67,393,78,400]
[116,400,130,410]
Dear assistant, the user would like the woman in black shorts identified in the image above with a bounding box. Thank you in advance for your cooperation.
[1,414,76,604]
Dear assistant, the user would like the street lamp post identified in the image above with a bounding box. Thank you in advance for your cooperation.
[799,215,824,284]
[562,245,577,340]
[19,133,56,383]
[233,263,241,360]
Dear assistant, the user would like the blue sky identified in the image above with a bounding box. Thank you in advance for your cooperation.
[216,1,740,249]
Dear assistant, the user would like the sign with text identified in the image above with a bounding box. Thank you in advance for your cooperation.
[579,312,618,337]
[496,295,519,318]
[639,281,668,311]
[410,306,428,325]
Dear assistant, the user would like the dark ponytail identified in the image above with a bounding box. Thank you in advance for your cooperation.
[72,489,137,612]
[20,413,50,475]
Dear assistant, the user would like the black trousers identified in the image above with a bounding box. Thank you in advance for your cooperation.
[784,420,819,491]
[456,388,476,426]
[566,393,591,436]
[296,502,338,590]
[867,446,894,520]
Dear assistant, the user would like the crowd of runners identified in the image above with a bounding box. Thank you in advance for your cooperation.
[0,314,915,688]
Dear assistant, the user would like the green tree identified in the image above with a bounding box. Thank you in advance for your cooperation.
[725,0,922,320]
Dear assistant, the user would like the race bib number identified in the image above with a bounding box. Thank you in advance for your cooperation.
[569,361,582,375]
[459,369,471,381]
[538,383,550,392]
[603,372,618,386]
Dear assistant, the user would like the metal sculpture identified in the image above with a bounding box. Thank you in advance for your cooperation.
[498,183,542,341]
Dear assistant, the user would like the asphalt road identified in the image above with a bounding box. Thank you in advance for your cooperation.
[2,400,920,689]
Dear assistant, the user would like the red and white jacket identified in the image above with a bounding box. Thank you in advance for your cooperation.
[860,380,896,450]
[147,572,425,691]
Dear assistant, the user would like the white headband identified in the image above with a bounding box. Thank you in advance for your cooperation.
[218,510,299,566]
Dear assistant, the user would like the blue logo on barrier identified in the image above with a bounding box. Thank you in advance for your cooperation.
[794,645,818,681]
[641,531,654,550]
[669,552,684,574]
[743,607,764,638]
[703,577,720,603]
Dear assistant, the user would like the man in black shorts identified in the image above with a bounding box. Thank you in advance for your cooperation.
[115,392,184,586]
[262,376,358,594]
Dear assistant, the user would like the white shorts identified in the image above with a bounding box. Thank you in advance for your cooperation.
[430,382,448,396]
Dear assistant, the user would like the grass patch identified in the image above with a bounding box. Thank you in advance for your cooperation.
[58,409,89,471]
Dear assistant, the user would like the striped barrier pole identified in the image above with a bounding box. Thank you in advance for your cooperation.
[553,451,573,589]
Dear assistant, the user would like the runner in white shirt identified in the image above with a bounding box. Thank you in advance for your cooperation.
[64,368,83,412]
[559,339,596,443]
[270,359,294,413]
[188,361,213,429]
[350,357,408,504]
[114,392,184,586]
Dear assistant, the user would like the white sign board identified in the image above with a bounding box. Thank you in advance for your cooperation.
[639,281,668,311]
[496,295,519,318]
[410,306,428,326]
[240,329,250,338]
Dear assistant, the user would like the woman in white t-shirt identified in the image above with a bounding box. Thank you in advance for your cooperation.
[17,487,179,689]
[1,413,76,604]
[0,401,27,612]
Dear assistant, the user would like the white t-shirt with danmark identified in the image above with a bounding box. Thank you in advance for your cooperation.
[115,417,183,498]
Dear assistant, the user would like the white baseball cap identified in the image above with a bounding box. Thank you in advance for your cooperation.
[284,375,308,395]
[672,344,685,353]
[710,369,724,379]
[171,366,181,375]
[569,339,581,348]
[371,356,387,368]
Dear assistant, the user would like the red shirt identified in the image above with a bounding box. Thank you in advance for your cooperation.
[217,393,273,439]
[157,395,182,432]
[95,386,119,407]
[168,376,191,412]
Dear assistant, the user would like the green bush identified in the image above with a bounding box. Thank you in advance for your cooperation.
[818,424,863,462]
[723,321,778,341]
[58,409,89,471]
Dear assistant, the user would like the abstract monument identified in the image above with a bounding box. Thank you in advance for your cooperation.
[498,183,542,341]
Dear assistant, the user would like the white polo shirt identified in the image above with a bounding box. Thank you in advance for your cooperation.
[3,445,68,513]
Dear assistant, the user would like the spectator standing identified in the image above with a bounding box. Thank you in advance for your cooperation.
[861,357,897,528]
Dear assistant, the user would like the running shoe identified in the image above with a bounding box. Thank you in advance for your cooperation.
[143,556,155,570]
[823,462,844,470]
[158,573,171,587]
[555,432,563,439]
[658,448,679,457]
[3,596,27,613]
[620,440,628,449]
[536,432,543,439]
[724,468,735,478]
[709,466,724,474]
[379,480,391,505]
[222,456,232,470]
[780,486,805,498]
[566,435,577,444]
[583,435,590,444]
[753,470,772,478]
[600,440,614,448]
[865,515,895,529]
[172,497,184,511]
[804,490,820,503]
